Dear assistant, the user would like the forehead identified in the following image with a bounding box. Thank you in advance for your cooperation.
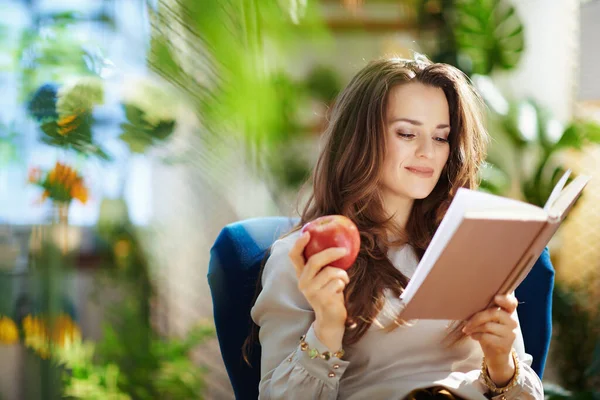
[386,82,450,123]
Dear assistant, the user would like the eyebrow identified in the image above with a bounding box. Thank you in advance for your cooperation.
[389,117,450,130]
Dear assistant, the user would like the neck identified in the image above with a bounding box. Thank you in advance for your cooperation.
[382,193,414,231]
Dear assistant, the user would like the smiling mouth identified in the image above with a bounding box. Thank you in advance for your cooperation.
[405,167,434,178]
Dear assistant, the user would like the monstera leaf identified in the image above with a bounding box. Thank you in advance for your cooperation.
[453,0,525,74]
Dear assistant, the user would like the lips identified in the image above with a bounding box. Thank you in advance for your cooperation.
[405,166,434,177]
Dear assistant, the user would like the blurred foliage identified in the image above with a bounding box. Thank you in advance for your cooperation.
[0,122,20,167]
[14,16,109,103]
[90,198,215,399]
[546,280,600,397]
[56,77,105,117]
[147,0,329,163]
[474,76,600,204]
[453,0,524,75]
[119,104,176,153]
[6,5,175,161]
[24,235,78,399]
[27,75,177,159]
[94,322,215,400]
[305,64,343,104]
[418,0,525,76]
[57,342,131,400]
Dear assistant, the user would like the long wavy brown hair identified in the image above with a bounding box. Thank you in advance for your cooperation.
[243,55,489,363]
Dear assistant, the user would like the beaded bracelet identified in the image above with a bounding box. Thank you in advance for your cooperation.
[480,348,520,395]
[299,335,345,361]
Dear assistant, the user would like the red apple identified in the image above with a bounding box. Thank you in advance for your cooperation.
[301,215,361,270]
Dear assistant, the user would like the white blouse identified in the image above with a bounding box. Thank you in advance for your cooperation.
[251,231,544,400]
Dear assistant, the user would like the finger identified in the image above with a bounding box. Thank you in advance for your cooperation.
[464,308,516,332]
[311,267,350,290]
[465,310,517,333]
[288,232,311,276]
[494,294,518,314]
[470,332,508,348]
[470,332,515,355]
[302,247,348,282]
[320,276,347,294]
[465,321,515,340]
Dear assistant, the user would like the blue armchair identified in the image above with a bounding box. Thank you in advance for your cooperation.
[208,217,554,399]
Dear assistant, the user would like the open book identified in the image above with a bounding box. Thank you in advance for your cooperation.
[398,170,591,321]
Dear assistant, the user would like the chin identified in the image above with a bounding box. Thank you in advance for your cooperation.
[409,190,434,200]
[405,184,437,200]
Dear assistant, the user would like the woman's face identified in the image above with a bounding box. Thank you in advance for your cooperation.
[380,82,451,204]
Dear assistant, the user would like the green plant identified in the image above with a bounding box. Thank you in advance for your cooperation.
[474,76,600,204]
[53,340,130,400]
[418,0,525,76]
[0,122,19,167]
[453,0,524,75]
[96,321,215,400]
[305,65,343,104]
[147,0,329,165]
[91,200,215,399]
[544,280,600,398]
[12,12,112,103]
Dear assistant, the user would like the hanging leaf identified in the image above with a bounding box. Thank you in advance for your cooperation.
[119,104,176,154]
[39,110,111,160]
[56,76,105,117]
[453,0,525,75]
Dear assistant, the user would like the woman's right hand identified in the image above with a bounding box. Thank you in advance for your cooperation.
[288,231,350,352]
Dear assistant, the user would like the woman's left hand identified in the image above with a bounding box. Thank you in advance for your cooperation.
[463,294,519,386]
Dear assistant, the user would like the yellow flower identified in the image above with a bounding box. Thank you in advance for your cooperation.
[34,162,90,205]
[48,169,57,184]
[70,181,89,204]
[56,109,84,137]
[0,316,19,344]
[51,314,82,348]
[23,314,82,358]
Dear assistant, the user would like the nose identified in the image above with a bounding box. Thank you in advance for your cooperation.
[415,136,434,159]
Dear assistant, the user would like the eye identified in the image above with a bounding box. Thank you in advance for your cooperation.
[434,136,449,144]
[397,131,416,139]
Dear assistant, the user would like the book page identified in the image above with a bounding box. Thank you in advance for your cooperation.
[549,175,592,220]
[464,208,548,220]
[401,188,542,303]
[543,169,571,213]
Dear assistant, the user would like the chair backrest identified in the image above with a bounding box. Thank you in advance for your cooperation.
[208,217,298,400]
[208,217,554,398]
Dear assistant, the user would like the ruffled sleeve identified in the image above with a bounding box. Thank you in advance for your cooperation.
[251,233,350,400]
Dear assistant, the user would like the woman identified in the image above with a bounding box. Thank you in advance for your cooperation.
[249,55,544,399]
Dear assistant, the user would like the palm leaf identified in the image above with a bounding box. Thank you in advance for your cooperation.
[147,0,328,167]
